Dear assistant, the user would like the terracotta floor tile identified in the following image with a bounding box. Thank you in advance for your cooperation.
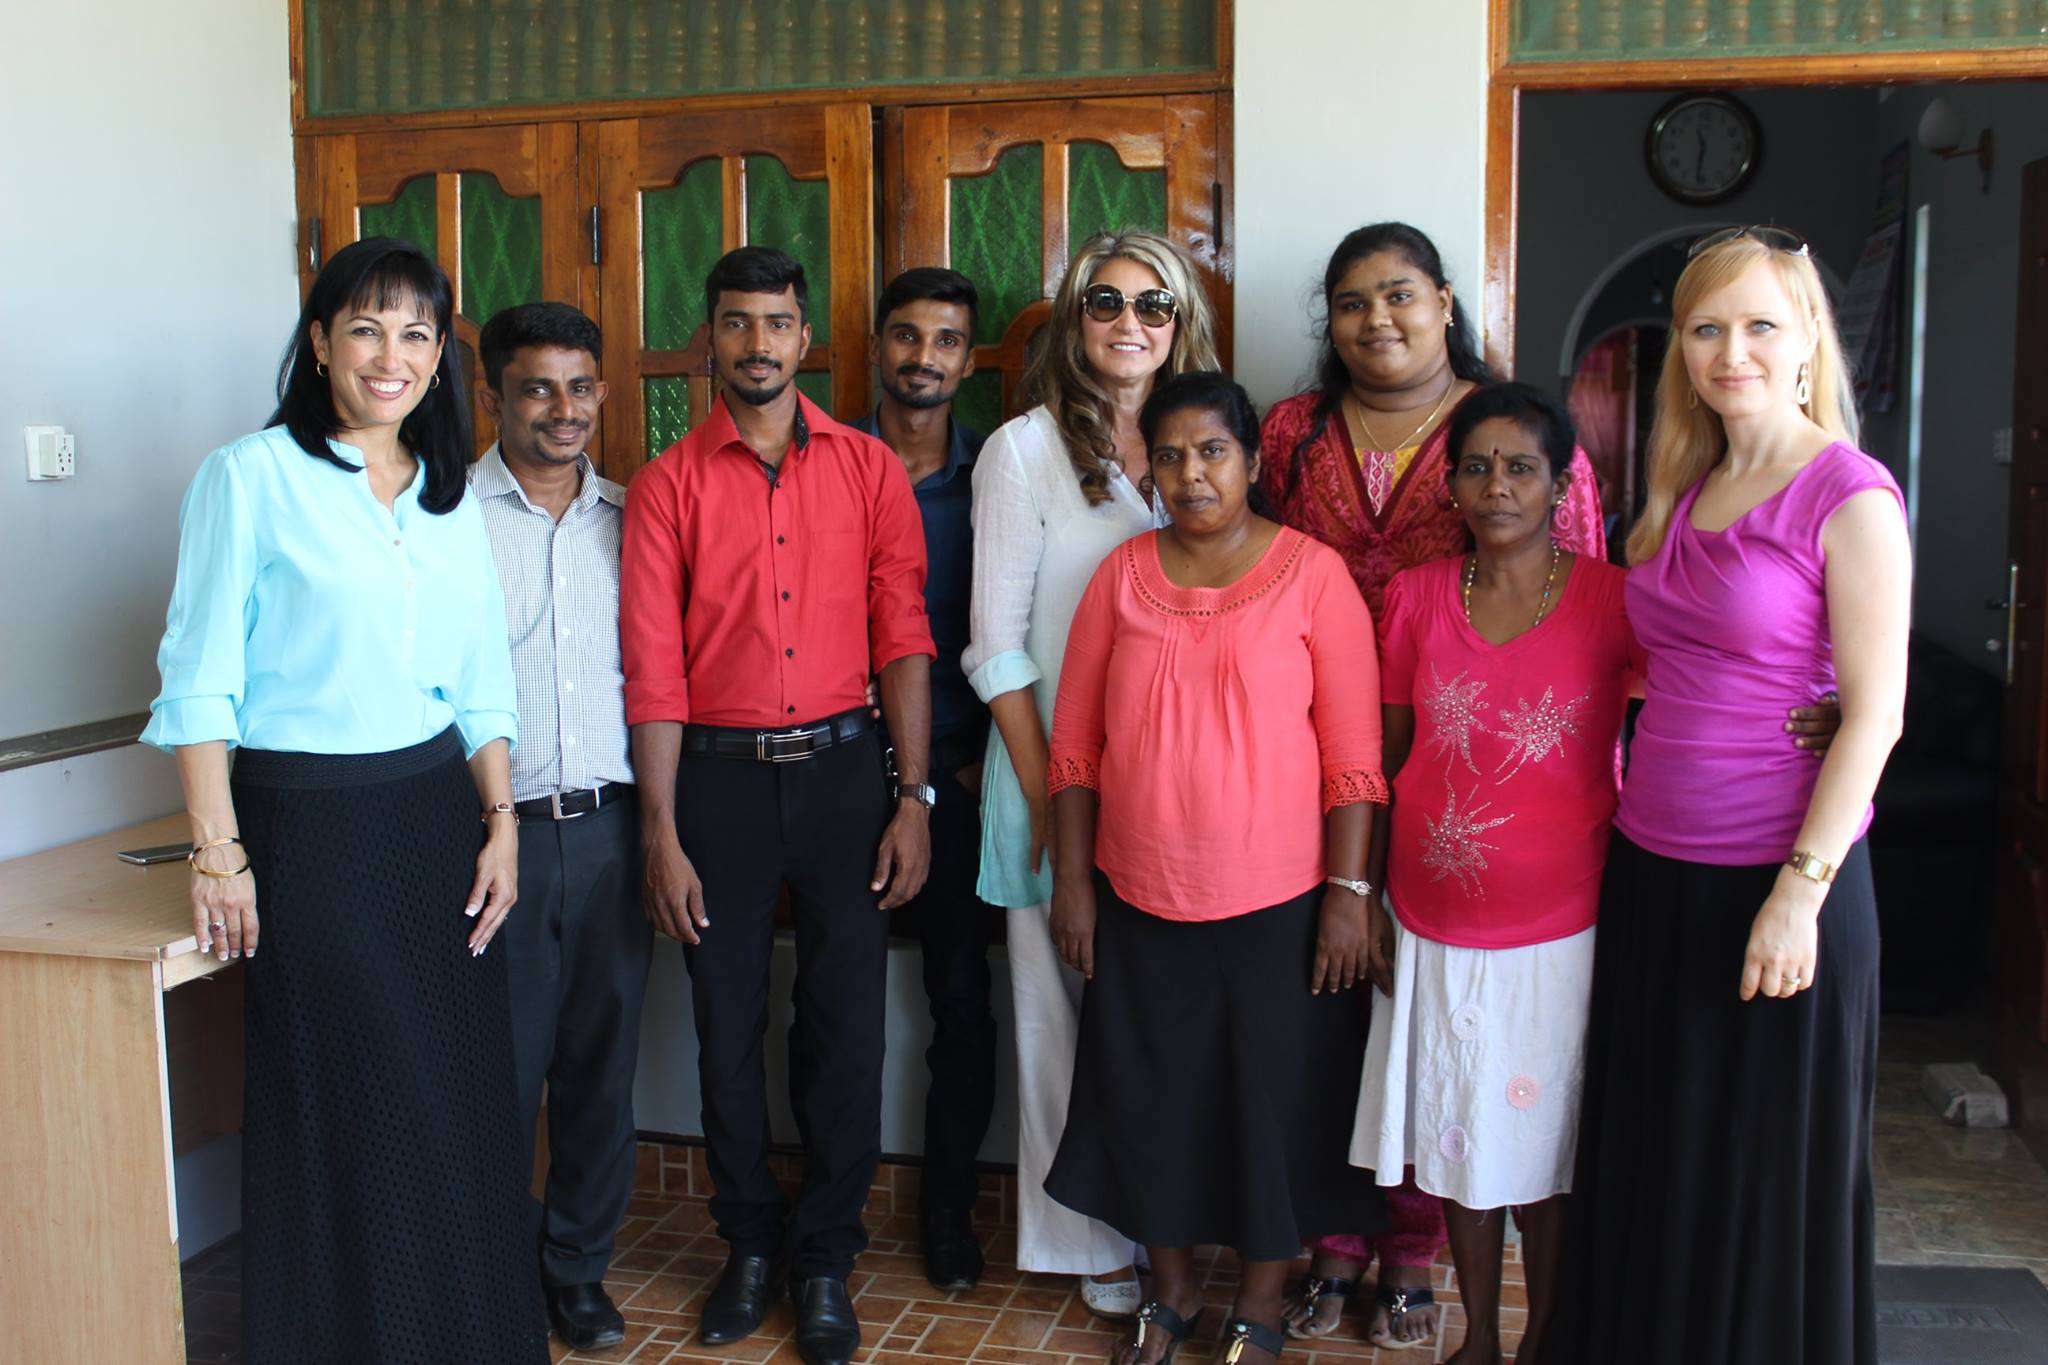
[918,1314,995,1357]
[981,1309,1058,1349]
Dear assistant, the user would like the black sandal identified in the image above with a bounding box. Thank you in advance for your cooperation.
[1115,1301,1205,1365]
[1282,1274,1356,1340]
[1218,1317,1286,1365]
[1368,1282,1438,1352]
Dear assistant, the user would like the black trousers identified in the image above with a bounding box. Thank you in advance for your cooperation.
[677,729,893,1281]
[503,790,653,1289]
[902,770,997,1221]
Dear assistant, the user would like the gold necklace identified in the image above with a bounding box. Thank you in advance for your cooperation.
[1348,378,1457,454]
[1463,539,1562,632]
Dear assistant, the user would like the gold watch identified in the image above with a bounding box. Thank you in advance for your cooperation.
[1784,850,1838,885]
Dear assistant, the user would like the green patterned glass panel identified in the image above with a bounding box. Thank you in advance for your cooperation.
[951,143,1043,348]
[360,174,436,256]
[645,377,693,456]
[305,1,1221,117]
[746,157,832,347]
[1067,141,1166,249]
[460,172,541,325]
[644,158,725,350]
[795,372,833,412]
[954,371,1004,439]
[1512,0,2048,61]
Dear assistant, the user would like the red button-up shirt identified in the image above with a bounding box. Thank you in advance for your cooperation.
[621,391,935,729]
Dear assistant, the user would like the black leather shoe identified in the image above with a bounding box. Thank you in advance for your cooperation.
[547,1281,626,1349]
[699,1252,780,1345]
[922,1211,984,1290]
[793,1275,861,1365]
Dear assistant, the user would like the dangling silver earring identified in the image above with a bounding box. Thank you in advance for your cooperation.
[316,361,328,378]
[1795,363,1812,407]
[1688,388,1697,410]
[1444,312,1455,328]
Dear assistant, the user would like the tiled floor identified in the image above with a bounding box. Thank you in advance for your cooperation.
[182,1012,2048,1365]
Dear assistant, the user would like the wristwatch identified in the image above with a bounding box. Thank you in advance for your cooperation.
[1784,849,1838,884]
[893,782,938,811]
[1325,874,1375,898]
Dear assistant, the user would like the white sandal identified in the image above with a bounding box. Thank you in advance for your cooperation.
[1081,1272,1143,1321]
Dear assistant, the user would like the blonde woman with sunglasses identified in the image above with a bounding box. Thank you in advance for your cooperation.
[1558,226,1910,1365]
[962,230,1219,1308]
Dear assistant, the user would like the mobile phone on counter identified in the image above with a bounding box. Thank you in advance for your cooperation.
[116,843,192,866]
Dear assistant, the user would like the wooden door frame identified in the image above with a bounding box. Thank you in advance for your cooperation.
[1481,2,2048,376]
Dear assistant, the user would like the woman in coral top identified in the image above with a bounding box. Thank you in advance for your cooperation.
[1560,229,1910,1365]
[1263,221,1605,1352]
[1042,373,1389,1365]
[1349,383,1632,1365]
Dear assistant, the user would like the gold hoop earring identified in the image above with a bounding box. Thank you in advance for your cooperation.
[1688,388,1698,409]
[1795,363,1812,407]
[316,362,328,378]
[429,373,440,390]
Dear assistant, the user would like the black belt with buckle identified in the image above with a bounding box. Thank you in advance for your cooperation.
[513,782,633,821]
[683,707,874,763]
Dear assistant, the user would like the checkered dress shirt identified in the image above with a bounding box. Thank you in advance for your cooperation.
[471,445,635,803]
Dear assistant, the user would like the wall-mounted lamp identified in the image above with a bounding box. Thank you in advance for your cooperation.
[1917,97,1993,194]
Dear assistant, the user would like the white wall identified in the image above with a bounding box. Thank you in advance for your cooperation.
[0,0,295,856]
[1232,0,1491,408]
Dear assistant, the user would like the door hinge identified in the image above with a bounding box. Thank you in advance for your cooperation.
[307,216,323,272]
[589,205,601,266]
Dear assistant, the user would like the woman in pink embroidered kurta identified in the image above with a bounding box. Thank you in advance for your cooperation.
[1260,223,1604,1350]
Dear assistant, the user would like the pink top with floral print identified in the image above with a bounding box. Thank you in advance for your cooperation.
[1380,554,1637,949]
[1048,527,1388,922]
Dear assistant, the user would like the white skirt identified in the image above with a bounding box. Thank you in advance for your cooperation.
[1349,901,1595,1210]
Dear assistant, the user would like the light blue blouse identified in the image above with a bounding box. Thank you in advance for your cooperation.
[141,426,518,758]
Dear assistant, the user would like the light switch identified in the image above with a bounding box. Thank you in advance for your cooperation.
[24,426,74,481]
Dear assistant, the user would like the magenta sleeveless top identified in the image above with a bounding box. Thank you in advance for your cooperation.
[1614,442,1904,865]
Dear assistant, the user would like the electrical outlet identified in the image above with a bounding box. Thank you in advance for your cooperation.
[1993,427,2013,466]
[24,425,74,481]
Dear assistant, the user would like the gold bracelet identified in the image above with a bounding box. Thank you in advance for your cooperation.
[188,836,250,879]
[1784,849,1838,885]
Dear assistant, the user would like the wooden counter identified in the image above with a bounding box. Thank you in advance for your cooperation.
[0,814,240,1363]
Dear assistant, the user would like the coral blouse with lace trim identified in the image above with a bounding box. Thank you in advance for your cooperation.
[1047,526,1388,922]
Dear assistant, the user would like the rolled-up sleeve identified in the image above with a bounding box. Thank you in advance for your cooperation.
[1046,559,1116,795]
[963,424,1045,702]
[450,504,519,757]
[1306,554,1388,809]
[620,458,691,726]
[142,450,257,751]
[865,446,936,672]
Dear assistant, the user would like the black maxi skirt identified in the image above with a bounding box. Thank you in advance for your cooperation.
[232,730,548,1364]
[1557,832,1878,1365]
[1045,874,1389,1260]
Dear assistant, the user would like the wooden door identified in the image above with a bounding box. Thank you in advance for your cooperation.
[592,103,875,483]
[1996,155,2048,1156]
[294,125,590,457]
[882,94,1232,438]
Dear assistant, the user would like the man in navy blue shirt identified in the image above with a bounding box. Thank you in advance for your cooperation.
[853,268,996,1291]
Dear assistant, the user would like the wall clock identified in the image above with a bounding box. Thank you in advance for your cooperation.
[1645,93,1761,205]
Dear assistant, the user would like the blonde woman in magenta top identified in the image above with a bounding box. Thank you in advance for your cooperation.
[962,230,1219,1307]
[1560,228,1910,1365]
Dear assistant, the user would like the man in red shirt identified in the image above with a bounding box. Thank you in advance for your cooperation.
[621,246,935,1365]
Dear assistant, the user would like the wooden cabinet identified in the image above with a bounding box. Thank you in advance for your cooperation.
[293,94,1232,481]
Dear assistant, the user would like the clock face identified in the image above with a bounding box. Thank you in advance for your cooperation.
[1647,95,1759,205]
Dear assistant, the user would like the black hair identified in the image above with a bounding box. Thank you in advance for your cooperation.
[874,266,979,338]
[1138,371,1275,518]
[270,235,470,515]
[705,245,807,323]
[1280,222,1497,500]
[1442,381,1577,486]
[478,301,603,392]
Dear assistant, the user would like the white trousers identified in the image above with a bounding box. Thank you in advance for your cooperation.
[1006,901,1138,1275]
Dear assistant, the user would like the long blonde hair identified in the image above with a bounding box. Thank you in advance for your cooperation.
[1627,236,1860,564]
[1023,230,1221,505]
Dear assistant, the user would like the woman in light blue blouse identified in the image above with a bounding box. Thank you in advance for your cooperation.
[144,237,548,1363]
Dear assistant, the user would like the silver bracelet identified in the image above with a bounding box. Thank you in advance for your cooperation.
[1325,874,1374,898]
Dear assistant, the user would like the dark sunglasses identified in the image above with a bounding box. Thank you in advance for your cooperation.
[1082,283,1178,328]
[1688,224,1811,259]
